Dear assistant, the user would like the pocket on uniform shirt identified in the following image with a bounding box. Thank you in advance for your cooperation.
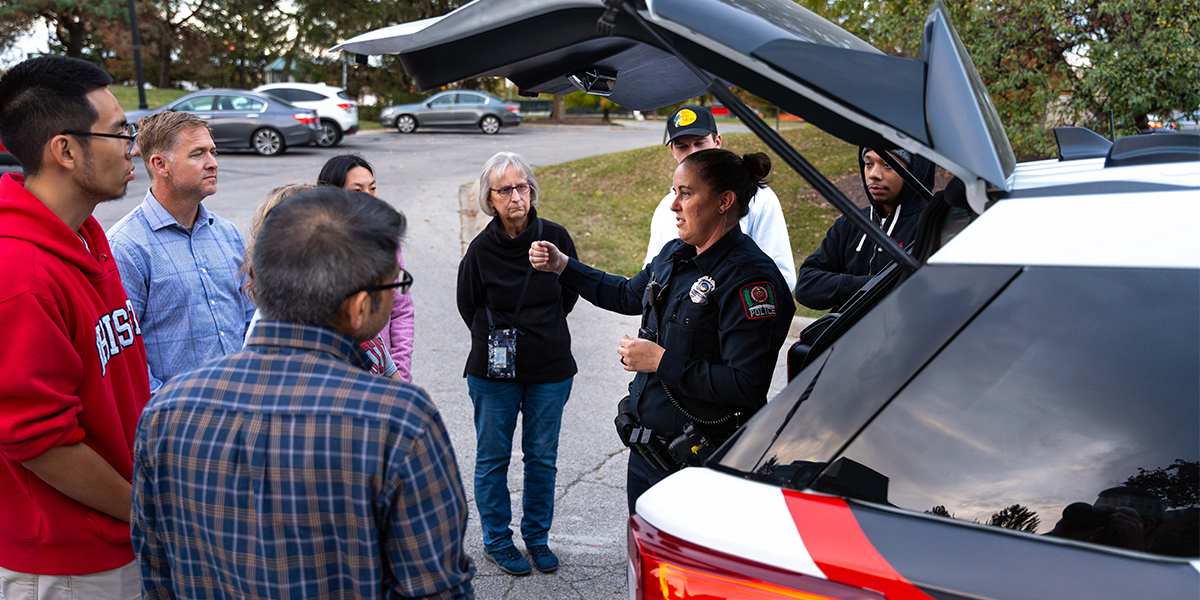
[677,304,718,357]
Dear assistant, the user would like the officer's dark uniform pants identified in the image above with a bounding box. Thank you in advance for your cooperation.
[627,452,672,514]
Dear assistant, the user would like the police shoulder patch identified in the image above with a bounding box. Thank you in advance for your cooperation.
[739,282,777,319]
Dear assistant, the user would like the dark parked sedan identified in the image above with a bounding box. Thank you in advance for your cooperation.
[125,90,319,155]
[379,90,521,134]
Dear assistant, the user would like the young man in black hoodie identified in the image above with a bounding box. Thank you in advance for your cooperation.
[794,148,934,311]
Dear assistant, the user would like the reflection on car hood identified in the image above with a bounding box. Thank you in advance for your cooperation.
[334,0,1016,197]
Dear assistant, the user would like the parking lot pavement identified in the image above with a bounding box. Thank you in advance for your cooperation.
[94,124,797,599]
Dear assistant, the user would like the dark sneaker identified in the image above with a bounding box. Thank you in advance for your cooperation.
[485,545,532,576]
[527,544,559,573]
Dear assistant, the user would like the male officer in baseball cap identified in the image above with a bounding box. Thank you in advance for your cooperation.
[643,105,795,290]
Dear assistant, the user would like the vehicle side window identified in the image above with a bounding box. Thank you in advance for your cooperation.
[290,90,326,102]
[336,91,352,100]
[821,267,1199,559]
[428,94,455,106]
[459,94,486,105]
[173,96,215,111]
[268,89,299,101]
[227,97,265,111]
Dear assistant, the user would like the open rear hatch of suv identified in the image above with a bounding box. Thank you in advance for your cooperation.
[334,0,1015,214]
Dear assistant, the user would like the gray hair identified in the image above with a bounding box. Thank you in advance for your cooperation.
[477,151,539,217]
[253,187,405,327]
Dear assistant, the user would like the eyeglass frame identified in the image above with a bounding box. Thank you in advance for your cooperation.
[60,122,138,156]
[350,268,414,297]
[489,182,532,198]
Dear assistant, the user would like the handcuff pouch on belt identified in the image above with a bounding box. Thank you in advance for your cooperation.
[485,219,541,379]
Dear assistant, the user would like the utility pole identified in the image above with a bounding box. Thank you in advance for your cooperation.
[127,0,148,109]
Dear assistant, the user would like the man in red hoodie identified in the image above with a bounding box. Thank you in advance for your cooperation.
[0,56,150,599]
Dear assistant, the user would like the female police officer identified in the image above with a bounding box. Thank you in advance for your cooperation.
[530,149,795,513]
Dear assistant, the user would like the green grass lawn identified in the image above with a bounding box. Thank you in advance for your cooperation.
[109,85,188,111]
[535,124,859,317]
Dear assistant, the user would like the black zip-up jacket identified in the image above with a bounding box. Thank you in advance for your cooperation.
[457,208,579,383]
[794,149,934,311]
[558,227,794,441]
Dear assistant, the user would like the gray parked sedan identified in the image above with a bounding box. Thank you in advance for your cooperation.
[125,90,320,156]
[379,90,521,134]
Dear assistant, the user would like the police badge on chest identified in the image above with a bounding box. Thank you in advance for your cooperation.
[689,276,716,305]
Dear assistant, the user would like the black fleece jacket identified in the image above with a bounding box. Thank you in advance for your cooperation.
[794,149,934,311]
[457,208,579,382]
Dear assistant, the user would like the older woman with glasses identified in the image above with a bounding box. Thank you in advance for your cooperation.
[456,151,578,577]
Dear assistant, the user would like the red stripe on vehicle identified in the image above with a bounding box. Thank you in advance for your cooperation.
[783,490,935,600]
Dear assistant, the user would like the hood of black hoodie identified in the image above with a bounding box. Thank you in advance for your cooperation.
[858,147,935,217]
[0,173,107,277]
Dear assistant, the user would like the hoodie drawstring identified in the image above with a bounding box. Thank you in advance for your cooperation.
[855,204,902,253]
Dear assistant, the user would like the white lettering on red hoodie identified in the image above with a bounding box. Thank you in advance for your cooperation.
[0,174,150,575]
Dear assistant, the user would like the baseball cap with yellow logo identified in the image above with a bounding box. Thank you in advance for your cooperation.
[665,105,718,145]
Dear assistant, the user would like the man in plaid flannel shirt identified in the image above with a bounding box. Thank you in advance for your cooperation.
[131,187,474,599]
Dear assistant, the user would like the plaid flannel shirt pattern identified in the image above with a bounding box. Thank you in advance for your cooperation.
[132,320,475,600]
[108,190,256,395]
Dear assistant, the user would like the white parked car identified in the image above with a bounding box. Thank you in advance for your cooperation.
[254,82,359,147]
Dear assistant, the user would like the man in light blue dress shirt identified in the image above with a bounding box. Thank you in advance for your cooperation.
[108,111,254,395]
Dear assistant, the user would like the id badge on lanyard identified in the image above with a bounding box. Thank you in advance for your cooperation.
[487,327,518,378]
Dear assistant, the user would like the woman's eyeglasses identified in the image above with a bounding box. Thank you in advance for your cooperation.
[353,269,414,297]
[490,182,532,198]
[61,122,138,156]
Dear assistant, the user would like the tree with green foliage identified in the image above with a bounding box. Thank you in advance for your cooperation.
[795,0,1200,158]
[193,0,288,88]
[0,0,125,59]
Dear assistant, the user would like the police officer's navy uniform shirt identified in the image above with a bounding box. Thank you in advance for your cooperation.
[559,227,795,440]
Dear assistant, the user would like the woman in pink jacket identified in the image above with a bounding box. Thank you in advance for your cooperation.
[318,154,415,381]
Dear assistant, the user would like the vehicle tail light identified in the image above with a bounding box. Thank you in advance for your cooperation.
[337,103,355,111]
[293,113,317,124]
[628,515,881,600]
[506,104,520,113]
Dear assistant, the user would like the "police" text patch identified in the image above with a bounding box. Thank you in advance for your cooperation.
[739,282,777,319]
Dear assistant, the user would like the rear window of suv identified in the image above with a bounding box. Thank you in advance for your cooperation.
[809,267,1198,558]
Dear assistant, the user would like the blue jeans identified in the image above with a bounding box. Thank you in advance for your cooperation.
[467,375,573,551]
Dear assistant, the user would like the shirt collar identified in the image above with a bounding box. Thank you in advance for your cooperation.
[690,226,744,274]
[244,320,376,373]
[143,188,213,233]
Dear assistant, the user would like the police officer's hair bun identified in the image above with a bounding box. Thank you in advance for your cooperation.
[741,152,771,185]
[682,148,772,220]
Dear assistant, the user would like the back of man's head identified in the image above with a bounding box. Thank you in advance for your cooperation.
[136,111,210,175]
[0,56,114,177]
[253,187,405,328]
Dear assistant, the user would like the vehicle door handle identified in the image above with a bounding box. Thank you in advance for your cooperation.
[246,114,258,118]
[196,114,211,119]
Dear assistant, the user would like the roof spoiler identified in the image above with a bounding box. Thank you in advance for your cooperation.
[1054,127,1113,161]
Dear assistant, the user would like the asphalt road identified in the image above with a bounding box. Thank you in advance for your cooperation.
[93,121,798,599]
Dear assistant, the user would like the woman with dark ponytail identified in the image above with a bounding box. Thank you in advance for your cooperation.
[530,148,795,513]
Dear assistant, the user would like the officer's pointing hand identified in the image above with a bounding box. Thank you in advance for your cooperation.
[618,334,665,373]
[529,240,567,275]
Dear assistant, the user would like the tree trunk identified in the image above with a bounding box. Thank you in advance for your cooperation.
[157,27,173,88]
[58,12,87,58]
[549,95,566,122]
